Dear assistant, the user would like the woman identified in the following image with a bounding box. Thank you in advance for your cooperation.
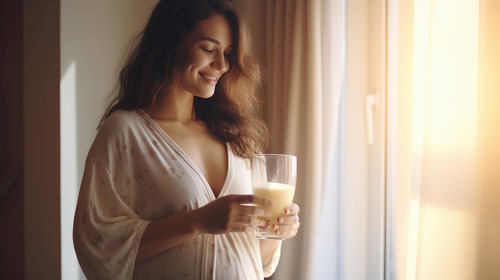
[73,0,300,279]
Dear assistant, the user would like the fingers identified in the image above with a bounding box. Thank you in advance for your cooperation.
[219,195,273,232]
[204,195,300,237]
[273,219,300,238]
[274,226,299,238]
[231,214,267,227]
[232,194,274,207]
[276,203,300,227]
[284,203,300,215]
[273,203,301,238]
[227,213,270,234]
[276,214,299,225]
[238,205,271,218]
[225,195,272,218]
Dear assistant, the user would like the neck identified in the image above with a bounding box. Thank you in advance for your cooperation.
[147,89,196,123]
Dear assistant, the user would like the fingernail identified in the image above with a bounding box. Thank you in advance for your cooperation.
[278,217,284,223]
[285,209,290,215]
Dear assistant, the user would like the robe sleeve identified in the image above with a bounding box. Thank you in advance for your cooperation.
[73,158,151,280]
[262,241,282,277]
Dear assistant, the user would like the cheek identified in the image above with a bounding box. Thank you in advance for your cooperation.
[185,50,207,68]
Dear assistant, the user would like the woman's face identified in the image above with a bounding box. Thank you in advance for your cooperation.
[178,14,234,99]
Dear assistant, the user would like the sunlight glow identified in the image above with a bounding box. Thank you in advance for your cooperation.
[60,61,80,280]
[406,199,420,280]
[426,1,478,154]
[418,205,477,280]
[413,0,478,154]
[408,0,479,279]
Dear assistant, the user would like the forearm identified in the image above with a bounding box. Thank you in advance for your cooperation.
[260,239,281,266]
[136,195,273,263]
[136,209,202,262]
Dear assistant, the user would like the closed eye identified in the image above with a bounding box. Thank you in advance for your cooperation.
[201,47,214,53]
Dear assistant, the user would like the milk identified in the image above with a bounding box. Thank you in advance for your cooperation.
[253,182,295,237]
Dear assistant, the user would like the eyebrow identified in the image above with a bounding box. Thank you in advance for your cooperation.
[199,37,234,48]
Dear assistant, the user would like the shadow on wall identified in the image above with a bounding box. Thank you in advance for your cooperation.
[60,1,155,279]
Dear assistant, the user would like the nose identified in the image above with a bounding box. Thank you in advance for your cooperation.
[211,51,229,73]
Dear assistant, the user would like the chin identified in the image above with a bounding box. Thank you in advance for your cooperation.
[195,90,216,99]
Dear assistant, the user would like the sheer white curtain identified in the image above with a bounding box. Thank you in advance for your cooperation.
[261,0,344,279]
[387,0,500,279]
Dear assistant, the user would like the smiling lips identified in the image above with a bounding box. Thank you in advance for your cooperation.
[199,72,219,84]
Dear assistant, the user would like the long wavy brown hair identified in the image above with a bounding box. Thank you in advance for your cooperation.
[101,0,269,159]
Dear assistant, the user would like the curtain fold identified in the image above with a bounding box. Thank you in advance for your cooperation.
[476,1,500,279]
[263,0,344,279]
[389,0,500,279]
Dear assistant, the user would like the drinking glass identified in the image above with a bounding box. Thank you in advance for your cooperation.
[252,154,297,240]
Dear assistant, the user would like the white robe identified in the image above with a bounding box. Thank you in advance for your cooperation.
[73,109,281,280]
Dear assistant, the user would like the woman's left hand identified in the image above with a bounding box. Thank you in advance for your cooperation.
[273,203,300,239]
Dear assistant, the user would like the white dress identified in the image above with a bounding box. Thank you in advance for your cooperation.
[73,110,281,280]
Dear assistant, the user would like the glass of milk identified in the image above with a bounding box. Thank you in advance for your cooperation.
[252,154,297,240]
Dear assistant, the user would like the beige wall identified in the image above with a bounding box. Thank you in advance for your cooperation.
[61,1,156,279]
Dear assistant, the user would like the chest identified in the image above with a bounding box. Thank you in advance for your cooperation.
[158,123,228,197]
[116,130,253,220]
[177,135,228,196]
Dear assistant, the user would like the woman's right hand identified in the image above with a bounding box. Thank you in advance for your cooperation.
[194,195,274,235]
[137,195,273,261]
